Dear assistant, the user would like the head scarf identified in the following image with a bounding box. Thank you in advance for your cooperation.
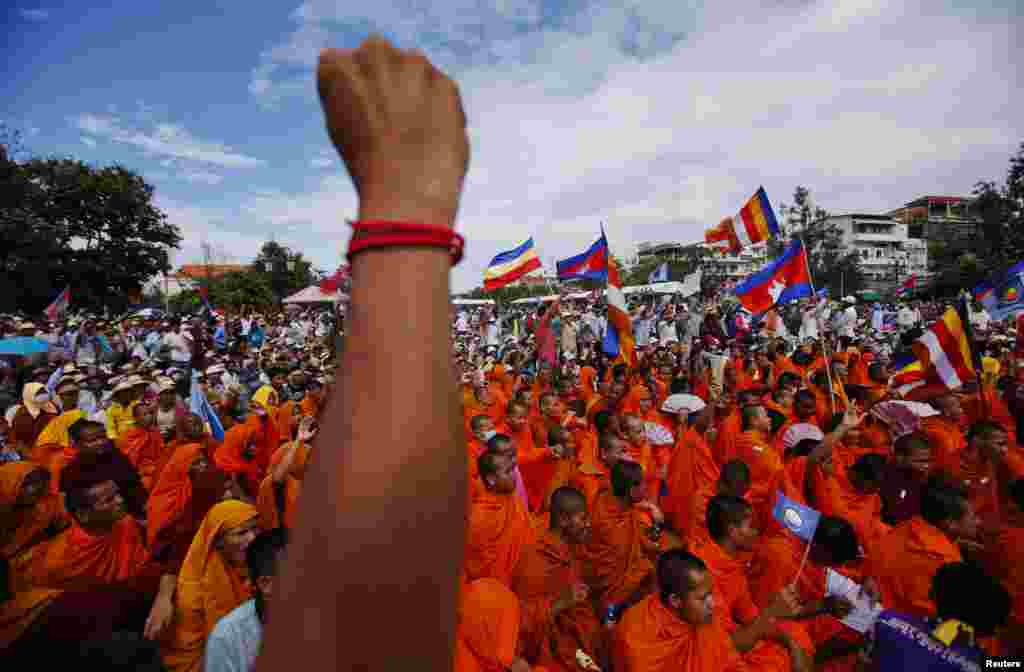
[0,462,64,559]
[21,382,57,418]
[146,442,225,547]
[251,385,278,414]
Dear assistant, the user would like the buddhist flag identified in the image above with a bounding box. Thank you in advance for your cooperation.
[602,257,635,367]
[484,238,543,290]
[912,304,976,390]
[704,187,780,254]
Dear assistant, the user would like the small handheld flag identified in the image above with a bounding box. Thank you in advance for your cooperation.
[772,491,822,542]
[190,370,225,441]
[647,262,669,284]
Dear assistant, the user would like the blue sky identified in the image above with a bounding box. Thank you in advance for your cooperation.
[4,0,1022,292]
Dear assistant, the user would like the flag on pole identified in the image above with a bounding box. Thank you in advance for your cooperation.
[319,264,350,293]
[647,262,669,284]
[896,275,917,298]
[603,258,635,367]
[44,286,71,322]
[704,187,781,254]
[190,370,225,441]
[911,304,976,390]
[973,261,1024,321]
[557,231,609,281]
[733,239,812,314]
[772,491,822,542]
[484,238,543,290]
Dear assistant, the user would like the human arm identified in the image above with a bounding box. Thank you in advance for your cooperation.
[257,36,469,672]
[144,573,177,640]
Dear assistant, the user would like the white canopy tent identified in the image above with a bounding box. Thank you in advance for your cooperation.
[282,285,348,304]
[452,298,496,306]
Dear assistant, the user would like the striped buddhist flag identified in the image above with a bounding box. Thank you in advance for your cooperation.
[602,257,635,367]
[706,187,781,255]
[484,238,543,290]
[911,305,976,390]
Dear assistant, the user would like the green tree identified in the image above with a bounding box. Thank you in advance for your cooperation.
[773,186,863,297]
[1,140,181,313]
[251,241,319,302]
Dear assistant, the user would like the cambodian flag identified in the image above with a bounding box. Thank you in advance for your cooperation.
[602,258,635,366]
[557,231,609,281]
[44,286,71,322]
[733,239,812,315]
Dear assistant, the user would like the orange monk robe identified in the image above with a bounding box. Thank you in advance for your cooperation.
[866,516,961,618]
[715,409,742,463]
[511,529,605,670]
[274,399,301,442]
[578,366,598,402]
[847,353,870,387]
[511,423,557,512]
[691,538,814,672]
[257,472,301,530]
[815,470,890,556]
[0,587,64,651]
[268,440,312,480]
[579,489,656,610]
[772,356,799,382]
[29,409,85,469]
[454,578,527,672]
[949,449,1024,530]
[23,516,150,591]
[584,395,610,426]
[613,593,747,672]
[984,522,1024,654]
[146,442,208,547]
[536,459,584,516]
[729,430,786,533]
[488,364,518,400]
[161,501,260,672]
[662,427,719,541]
[117,425,168,491]
[464,388,510,434]
[464,488,535,586]
[299,393,320,420]
[215,416,274,497]
[573,426,599,466]
[0,463,69,563]
[920,415,967,476]
[860,417,893,456]
[568,461,610,513]
[748,534,864,672]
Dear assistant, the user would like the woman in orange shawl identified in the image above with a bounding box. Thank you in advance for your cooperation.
[0,462,69,563]
[216,387,279,498]
[455,578,531,672]
[257,418,315,530]
[160,500,260,672]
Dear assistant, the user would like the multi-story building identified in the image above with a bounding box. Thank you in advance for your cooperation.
[887,196,979,245]
[825,214,929,291]
[635,240,768,282]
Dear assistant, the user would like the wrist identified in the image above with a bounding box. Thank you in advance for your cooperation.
[358,194,459,230]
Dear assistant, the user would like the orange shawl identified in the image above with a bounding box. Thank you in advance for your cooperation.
[28,516,149,591]
[0,462,68,561]
[920,416,967,476]
[257,473,301,530]
[465,488,535,586]
[454,578,522,672]
[117,425,168,491]
[146,441,215,547]
[580,490,655,610]
[612,594,746,672]
[268,440,312,480]
[160,500,259,672]
[215,417,270,496]
[511,529,603,669]
[867,516,961,618]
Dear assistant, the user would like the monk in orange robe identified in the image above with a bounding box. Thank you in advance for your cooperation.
[0,463,69,566]
[984,478,1024,655]
[612,550,749,672]
[258,433,309,530]
[117,402,169,491]
[866,475,974,618]
[455,578,535,672]
[722,404,786,534]
[621,414,656,485]
[956,422,1024,527]
[508,401,557,510]
[22,476,151,592]
[660,395,716,538]
[512,487,605,671]
[537,427,584,513]
[160,500,261,672]
[580,460,659,612]
[687,461,751,550]
[569,431,624,512]
[692,495,815,672]
[748,518,867,671]
[464,379,509,433]
[464,449,535,586]
[815,453,890,553]
[917,389,967,475]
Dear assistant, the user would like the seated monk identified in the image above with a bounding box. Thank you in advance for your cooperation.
[1,463,69,567]
[916,387,967,475]
[216,418,268,500]
[688,460,751,549]
[258,417,316,530]
[659,394,717,537]
[488,433,530,509]
[748,517,865,671]
[117,402,168,492]
[56,420,147,519]
[580,460,660,614]
[763,384,795,432]
[536,427,583,514]
[867,474,976,618]
[723,403,785,534]
[569,429,624,512]
[160,500,261,672]
[621,414,656,489]
[454,578,534,672]
[464,449,534,586]
[21,475,152,592]
[815,453,890,553]
[464,377,508,435]
[983,478,1024,655]
[879,432,933,526]
[957,421,1024,527]
[691,495,814,672]
[612,549,749,672]
[512,487,605,671]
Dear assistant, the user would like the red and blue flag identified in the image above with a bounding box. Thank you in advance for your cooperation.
[733,239,812,314]
[557,231,609,281]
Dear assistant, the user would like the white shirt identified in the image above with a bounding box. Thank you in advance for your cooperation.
[204,599,263,672]
[163,331,192,363]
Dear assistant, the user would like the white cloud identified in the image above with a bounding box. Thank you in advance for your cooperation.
[181,170,224,185]
[80,136,97,148]
[71,114,267,168]
[19,8,49,21]
[197,0,1022,293]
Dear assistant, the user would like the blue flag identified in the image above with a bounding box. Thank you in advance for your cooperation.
[648,262,669,284]
[189,370,225,441]
[772,491,821,542]
[974,261,1024,321]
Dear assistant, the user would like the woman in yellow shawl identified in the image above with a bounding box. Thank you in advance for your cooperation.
[160,499,260,672]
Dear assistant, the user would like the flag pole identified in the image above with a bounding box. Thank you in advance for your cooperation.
[957,293,988,419]
[797,235,837,414]
[792,534,815,588]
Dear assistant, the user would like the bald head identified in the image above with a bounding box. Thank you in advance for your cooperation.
[549,486,586,528]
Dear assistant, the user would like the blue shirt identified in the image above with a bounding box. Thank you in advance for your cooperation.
[867,610,984,672]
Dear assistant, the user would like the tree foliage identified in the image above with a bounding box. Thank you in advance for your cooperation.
[771,186,864,297]
[1,136,181,313]
[250,241,320,301]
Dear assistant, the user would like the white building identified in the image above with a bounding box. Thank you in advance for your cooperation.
[825,214,929,291]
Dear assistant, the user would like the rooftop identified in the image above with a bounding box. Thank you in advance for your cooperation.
[176,264,248,280]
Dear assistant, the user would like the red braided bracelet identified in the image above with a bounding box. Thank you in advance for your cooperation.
[347,219,465,265]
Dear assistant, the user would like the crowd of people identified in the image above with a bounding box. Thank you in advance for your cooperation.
[3,35,1023,672]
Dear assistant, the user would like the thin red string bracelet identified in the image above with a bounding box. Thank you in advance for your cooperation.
[346,219,464,265]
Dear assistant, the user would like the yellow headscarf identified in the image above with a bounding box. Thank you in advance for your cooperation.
[251,385,278,414]
[21,383,57,418]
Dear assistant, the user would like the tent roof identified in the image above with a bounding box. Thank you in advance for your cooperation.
[283,285,348,304]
